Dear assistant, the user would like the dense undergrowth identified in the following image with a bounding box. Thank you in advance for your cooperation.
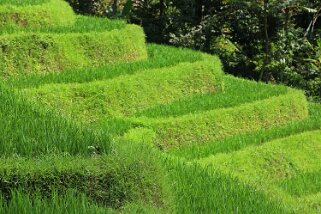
[0,1,320,213]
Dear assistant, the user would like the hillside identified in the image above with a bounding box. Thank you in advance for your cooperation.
[0,0,320,213]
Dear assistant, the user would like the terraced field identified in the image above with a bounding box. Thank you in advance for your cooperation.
[0,0,320,213]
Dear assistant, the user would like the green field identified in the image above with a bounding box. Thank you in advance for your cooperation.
[0,1,320,213]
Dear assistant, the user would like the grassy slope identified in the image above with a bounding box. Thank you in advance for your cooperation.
[0,141,173,213]
[198,130,321,213]
[0,0,49,5]
[0,24,147,76]
[0,190,115,214]
[6,44,205,88]
[169,103,321,160]
[24,59,223,119]
[2,43,316,213]
[0,16,126,35]
[0,82,111,156]
[136,75,289,118]
[0,0,75,28]
[165,103,321,213]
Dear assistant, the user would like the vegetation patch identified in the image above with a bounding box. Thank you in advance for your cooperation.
[0,25,147,76]
[0,0,49,5]
[0,142,172,212]
[0,189,114,214]
[0,16,126,35]
[165,157,289,213]
[25,59,223,119]
[170,103,321,160]
[199,130,321,213]
[0,0,75,28]
[0,82,111,156]
[6,44,205,89]
[133,89,308,148]
[136,75,289,118]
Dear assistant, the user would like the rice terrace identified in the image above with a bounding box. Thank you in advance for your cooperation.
[0,0,320,213]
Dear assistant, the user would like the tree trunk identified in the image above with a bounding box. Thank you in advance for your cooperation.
[195,0,204,24]
[113,0,118,16]
[260,0,270,81]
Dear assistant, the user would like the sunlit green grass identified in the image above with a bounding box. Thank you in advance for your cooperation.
[198,129,321,213]
[0,141,172,212]
[24,58,222,120]
[0,82,111,156]
[0,0,48,5]
[0,16,126,35]
[169,103,321,160]
[7,44,205,89]
[137,75,289,118]
[0,190,114,214]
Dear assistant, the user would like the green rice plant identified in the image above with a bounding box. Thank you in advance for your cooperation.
[0,0,49,5]
[6,44,205,89]
[0,82,111,156]
[0,0,75,28]
[169,103,321,160]
[0,142,172,211]
[278,170,321,197]
[136,75,289,118]
[0,16,126,35]
[24,59,223,120]
[0,189,114,214]
[164,157,291,213]
[133,89,308,148]
[200,130,321,184]
[198,130,321,213]
[0,24,147,76]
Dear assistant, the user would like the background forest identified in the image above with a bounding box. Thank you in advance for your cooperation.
[65,0,321,101]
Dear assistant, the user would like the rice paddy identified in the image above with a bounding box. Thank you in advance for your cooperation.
[0,0,320,213]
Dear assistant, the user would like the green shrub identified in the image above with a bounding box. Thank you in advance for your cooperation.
[0,24,147,76]
[0,0,75,28]
[25,59,223,120]
[134,89,309,148]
